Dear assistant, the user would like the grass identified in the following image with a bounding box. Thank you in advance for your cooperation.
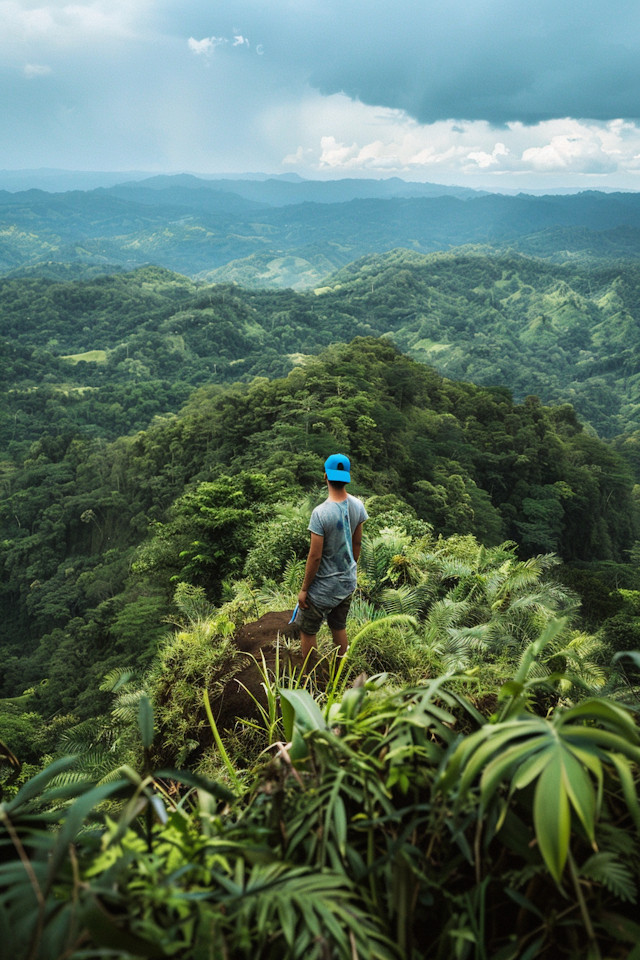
[61,349,108,364]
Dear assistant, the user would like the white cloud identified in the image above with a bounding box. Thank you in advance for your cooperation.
[23,62,51,77]
[187,35,225,55]
[274,95,640,187]
[466,142,509,169]
[188,33,250,56]
[408,146,457,165]
[319,136,360,167]
[521,131,617,173]
[0,1,141,45]
[283,145,312,165]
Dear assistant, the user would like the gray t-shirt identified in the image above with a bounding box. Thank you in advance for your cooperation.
[307,494,368,611]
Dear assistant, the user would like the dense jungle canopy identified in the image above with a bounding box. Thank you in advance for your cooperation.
[2,238,640,960]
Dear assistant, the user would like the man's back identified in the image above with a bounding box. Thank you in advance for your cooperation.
[307,494,368,610]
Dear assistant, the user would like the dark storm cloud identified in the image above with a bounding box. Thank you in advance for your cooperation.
[177,0,640,123]
[4,0,640,172]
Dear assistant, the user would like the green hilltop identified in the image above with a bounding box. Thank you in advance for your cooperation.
[2,249,640,451]
[0,337,637,718]
[2,237,640,956]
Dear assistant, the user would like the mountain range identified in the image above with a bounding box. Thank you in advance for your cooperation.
[3,175,640,289]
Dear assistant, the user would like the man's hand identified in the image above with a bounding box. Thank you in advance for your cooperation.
[298,589,309,609]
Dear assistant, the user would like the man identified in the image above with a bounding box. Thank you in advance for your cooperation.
[296,453,368,658]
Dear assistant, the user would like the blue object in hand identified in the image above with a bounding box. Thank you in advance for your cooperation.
[289,603,299,625]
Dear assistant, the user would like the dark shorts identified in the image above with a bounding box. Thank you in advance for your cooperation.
[296,594,352,635]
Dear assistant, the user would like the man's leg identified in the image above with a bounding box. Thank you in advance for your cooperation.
[329,627,348,657]
[327,596,352,657]
[297,600,323,662]
[300,631,317,659]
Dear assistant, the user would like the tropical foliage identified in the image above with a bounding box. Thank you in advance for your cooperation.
[1,338,637,723]
[1,234,640,956]
[2,612,640,959]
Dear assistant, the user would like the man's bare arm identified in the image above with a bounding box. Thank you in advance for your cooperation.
[352,521,364,563]
[298,532,324,608]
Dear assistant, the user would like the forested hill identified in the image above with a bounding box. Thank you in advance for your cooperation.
[0,338,637,720]
[5,180,640,289]
[3,250,640,453]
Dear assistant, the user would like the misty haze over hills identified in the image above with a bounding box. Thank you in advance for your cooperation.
[3,174,640,288]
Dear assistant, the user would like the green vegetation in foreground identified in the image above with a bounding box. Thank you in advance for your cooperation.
[0,330,639,957]
[1,518,640,959]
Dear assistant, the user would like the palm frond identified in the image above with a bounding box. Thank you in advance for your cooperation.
[99,667,139,693]
[380,584,430,617]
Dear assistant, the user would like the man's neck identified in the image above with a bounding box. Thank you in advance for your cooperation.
[327,484,348,502]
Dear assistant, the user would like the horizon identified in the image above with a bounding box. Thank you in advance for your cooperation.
[4,1,640,192]
[2,167,640,198]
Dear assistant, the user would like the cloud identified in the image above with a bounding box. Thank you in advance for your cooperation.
[23,62,51,78]
[155,0,640,125]
[187,32,249,56]
[5,0,640,184]
[283,145,312,165]
[522,133,617,173]
[466,143,509,169]
[0,1,141,45]
[278,99,640,185]
[293,0,640,125]
[187,35,224,55]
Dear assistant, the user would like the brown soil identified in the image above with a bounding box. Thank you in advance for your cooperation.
[209,610,313,733]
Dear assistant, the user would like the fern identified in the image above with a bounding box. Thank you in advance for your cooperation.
[100,667,139,693]
[380,584,429,617]
[580,852,637,903]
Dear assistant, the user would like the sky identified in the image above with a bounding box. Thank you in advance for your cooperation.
[3,0,640,190]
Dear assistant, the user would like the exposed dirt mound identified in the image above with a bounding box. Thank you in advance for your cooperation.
[210,610,312,733]
[234,610,299,656]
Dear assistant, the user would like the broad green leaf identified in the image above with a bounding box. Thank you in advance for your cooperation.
[560,699,639,743]
[510,745,553,793]
[277,899,296,947]
[457,722,544,798]
[498,680,524,701]
[564,727,640,765]
[562,741,603,805]
[520,937,546,960]
[533,753,570,883]
[333,795,347,856]
[504,887,544,920]
[288,725,310,764]
[47,780,128,890]
[279,689,327,734]
[561,748,596,845]
[280,691,294,743]
[338,686,366,720]
[82,904,166,957]
[480,736,548,811]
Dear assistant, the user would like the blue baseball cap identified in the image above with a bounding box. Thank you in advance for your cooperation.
[325,453,351,482]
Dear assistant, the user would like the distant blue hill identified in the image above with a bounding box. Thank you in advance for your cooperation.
[3,181,640,283]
